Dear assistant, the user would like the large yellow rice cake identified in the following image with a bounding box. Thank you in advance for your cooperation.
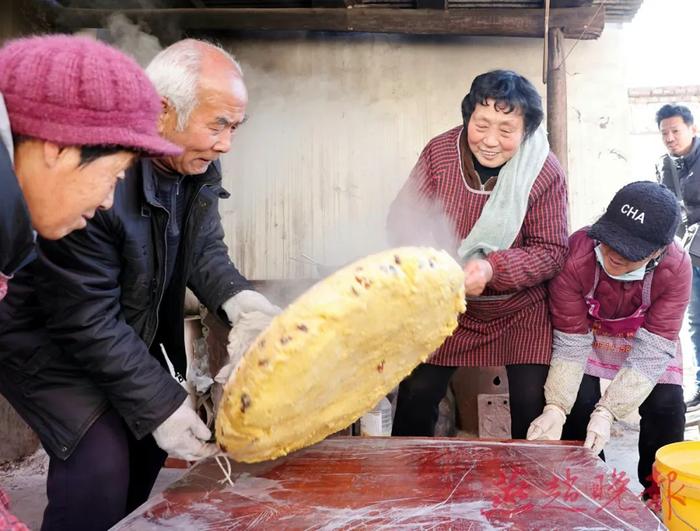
[216,246,466,462]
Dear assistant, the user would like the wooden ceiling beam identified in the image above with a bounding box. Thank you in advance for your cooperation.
[48,6,604,39]
[310,0,357,7]
[416,0,449,9]
[549,0,593,7]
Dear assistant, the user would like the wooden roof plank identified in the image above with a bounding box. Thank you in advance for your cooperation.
[49,6,605,39]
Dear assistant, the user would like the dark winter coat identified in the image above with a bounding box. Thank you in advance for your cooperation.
[0,141,35,294]
[549,229,691,342]
[0,158,250,460]
[657,137,700,227]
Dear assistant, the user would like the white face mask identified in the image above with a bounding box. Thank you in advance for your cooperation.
[594,245,647,282]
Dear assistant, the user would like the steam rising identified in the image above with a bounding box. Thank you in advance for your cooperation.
[386,158,461,258]
[105,13,161,67]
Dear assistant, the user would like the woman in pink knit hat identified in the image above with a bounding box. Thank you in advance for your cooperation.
[0,34,180,301]
[0,34,179,529]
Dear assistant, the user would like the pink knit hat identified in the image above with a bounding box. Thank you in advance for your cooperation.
[0,35,181,157]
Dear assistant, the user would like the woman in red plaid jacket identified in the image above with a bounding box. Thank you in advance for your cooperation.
[388,70,569,439]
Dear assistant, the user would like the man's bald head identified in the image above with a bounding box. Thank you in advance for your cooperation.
[146,39,243,131]
[147,39,248,175]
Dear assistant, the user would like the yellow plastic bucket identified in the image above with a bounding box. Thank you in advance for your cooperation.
[653,441,700,530]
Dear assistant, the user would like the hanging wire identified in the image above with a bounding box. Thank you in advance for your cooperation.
[554,0,607,71]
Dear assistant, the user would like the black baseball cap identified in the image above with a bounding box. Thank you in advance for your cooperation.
[588,181,681,262]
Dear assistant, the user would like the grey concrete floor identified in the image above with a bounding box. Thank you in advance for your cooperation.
[0,452,186,530]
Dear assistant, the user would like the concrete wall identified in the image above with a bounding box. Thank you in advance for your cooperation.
[0,397,38,464]
[0,1,42,45]
[217,27,633,280]
[564,26,634,230]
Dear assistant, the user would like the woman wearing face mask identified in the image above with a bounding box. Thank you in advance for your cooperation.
[527,181,690,502]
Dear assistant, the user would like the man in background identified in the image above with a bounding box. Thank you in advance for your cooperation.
[656,103,700,409]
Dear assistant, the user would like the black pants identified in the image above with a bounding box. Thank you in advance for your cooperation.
[42,408,167,531]
[562,374,685,489]
[392,363,548,439]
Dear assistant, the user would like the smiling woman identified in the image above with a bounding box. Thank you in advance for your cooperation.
[466,102,524,169]
[462,70,543,171]
[387,69,569,441]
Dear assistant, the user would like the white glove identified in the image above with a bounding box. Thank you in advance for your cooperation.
[583,406,614,455]
[214,311,274,384]
[526,404,566,441]
[222,290,281,325]
[152,398,219,461]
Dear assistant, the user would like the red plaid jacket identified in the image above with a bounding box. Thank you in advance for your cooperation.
[0,489,28,531]
[388,126,569,366]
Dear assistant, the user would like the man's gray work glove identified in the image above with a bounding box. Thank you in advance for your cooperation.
[152,397,219,461]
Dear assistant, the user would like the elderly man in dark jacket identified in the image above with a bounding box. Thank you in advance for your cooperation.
[0,39,277,530]
[655,104,700,409]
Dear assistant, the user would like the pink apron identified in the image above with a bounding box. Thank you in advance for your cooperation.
[584,265,683,385]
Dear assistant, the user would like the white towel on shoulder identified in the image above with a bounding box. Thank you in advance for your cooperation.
[457,125,550,262]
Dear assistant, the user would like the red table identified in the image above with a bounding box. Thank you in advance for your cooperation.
[115,437,661,530]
